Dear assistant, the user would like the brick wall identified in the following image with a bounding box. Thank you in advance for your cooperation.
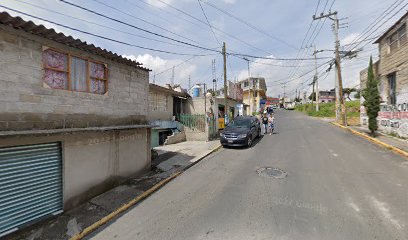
[0,25,149,130]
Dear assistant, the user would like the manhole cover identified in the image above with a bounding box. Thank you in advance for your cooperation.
[257,167,287,179]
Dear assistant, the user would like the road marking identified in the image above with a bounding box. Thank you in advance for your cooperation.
[370,196,403,230]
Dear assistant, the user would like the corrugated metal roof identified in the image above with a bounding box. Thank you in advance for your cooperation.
[0,11,150,71]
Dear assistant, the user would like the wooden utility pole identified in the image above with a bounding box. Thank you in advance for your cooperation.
[313,45,320,111]
[222,42,228,124]
[313,11,346,125]
[311,80,315,109]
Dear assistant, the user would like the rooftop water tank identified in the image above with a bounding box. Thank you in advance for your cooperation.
[192,85,201,97]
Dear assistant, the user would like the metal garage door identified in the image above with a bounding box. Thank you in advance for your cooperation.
[0,142,63,237]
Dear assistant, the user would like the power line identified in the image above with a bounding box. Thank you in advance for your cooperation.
[240,58,317,68]
[0,5,218,56]
[345,0,406,51]
[352,2,408,51]
[148,0,275,56]
[91,0,204,47]
[197,0,221,46]
[11,0,202,49]
[228,52,332,61]
[58,0,219,53]
[266,60,332,86]
[314,0,322,16]
[201,0,298,50]
[278,0,333,90]
[129,0,206,31]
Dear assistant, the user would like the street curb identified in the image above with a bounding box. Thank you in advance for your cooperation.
[70,143,222,240]
[330,122,408,159]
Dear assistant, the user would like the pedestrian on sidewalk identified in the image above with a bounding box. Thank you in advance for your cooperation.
[268,114,275,135]
[262,113,268,134]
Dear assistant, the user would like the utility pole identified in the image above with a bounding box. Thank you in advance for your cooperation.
[188,75,191,91]
[212,59,217,92]
[282,84,286,107]
[222,42,228,125]
[313,11,346,125]
[203,83,207,115]
[171,66,175,87]
[243,57,251,115]
[311,81,315,109]
[313,45,322,111]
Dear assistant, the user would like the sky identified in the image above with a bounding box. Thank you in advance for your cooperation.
[0,0,406,98]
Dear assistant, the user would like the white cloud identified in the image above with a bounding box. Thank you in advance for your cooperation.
[222,0,237,4]
[123,54,197,87]
[341,33,359,48]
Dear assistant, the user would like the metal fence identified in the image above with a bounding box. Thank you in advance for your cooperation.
[178,114,206,132]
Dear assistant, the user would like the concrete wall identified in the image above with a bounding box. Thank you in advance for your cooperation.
[165,131,186,145]
[184,128,207,141]
[0,128,150,210]
[185,97,208,115]
[148,89,174,121]
[0,25,149,131]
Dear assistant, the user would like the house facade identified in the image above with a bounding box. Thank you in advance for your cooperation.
[238,77,267,114]
[148,84,188,147]
[0,11,152,236]
[319,89,336,103]
[360,12,408,138]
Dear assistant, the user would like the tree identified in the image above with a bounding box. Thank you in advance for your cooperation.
[343,87,356,101]
[362,57,380,136]
[308,92,316,101]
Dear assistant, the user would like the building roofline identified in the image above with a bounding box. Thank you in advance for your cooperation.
[374,11,408,43]
[149,83,190,98]
[0,11,151,71]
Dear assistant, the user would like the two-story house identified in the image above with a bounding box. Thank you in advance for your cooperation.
[0,11,153,236]
[238,77,267,114]
[360,11,408,138]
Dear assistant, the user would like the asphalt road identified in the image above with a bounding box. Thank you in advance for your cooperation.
[91,110,408,240]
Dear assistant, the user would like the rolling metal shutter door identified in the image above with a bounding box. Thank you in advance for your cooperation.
[0,142,63,236]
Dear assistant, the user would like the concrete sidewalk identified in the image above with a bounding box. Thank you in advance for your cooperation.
[153,141,221,172]
[349,125,408,153]
[315,116,408,154]
[5,140,221,240]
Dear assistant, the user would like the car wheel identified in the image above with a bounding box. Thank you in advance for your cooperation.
[247,136,253,148]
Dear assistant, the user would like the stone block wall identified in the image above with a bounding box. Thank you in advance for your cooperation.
[0,25,149,131]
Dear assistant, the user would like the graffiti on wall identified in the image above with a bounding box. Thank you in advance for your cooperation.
[377,103,408,138]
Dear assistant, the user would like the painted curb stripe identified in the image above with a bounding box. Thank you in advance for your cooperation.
[330,122,408,159]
